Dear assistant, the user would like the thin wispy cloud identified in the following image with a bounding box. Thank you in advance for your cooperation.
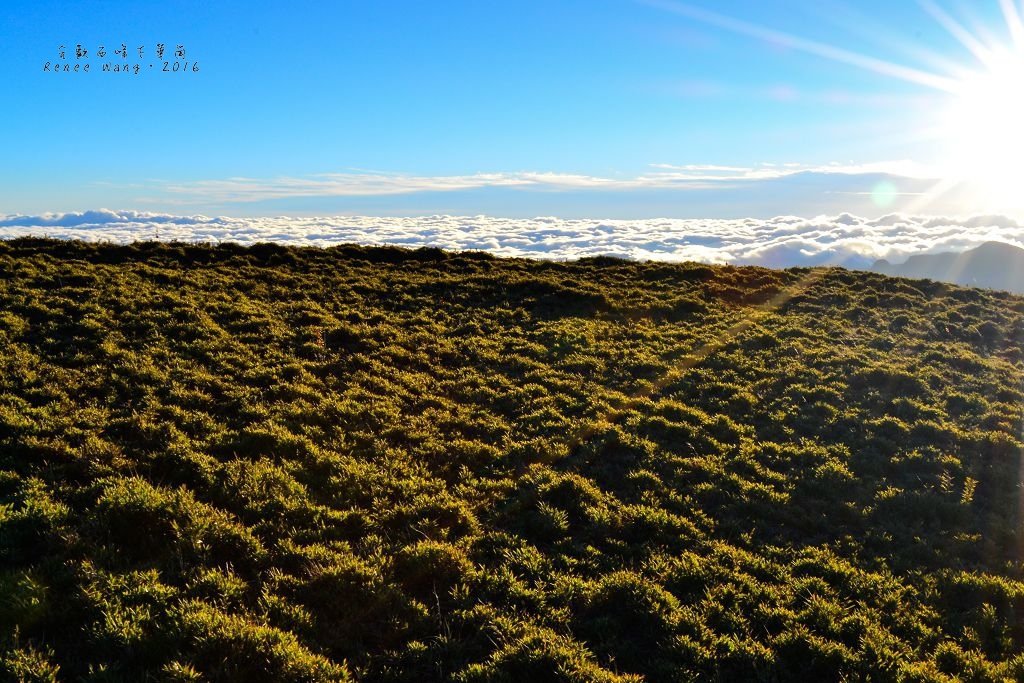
[143,163,937,205]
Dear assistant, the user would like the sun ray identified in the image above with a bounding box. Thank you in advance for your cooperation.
[917,0,993,63]
[802,0,968,80]
[561,266,831,457]
[999,0,1024,48]
[640,0,960,93]
[901,176,964,215]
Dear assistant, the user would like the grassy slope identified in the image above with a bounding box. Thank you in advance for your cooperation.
[1,238,1023,682]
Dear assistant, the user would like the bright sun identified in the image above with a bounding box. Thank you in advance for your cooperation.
[662,1,1024,214]
[941,48,1024,207]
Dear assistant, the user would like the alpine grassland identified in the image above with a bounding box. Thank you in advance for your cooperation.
[2,238,1023,681]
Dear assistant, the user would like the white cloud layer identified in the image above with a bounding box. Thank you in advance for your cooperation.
[1,209,1021,269]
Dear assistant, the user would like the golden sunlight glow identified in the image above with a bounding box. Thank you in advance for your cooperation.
[941,48,1024,207]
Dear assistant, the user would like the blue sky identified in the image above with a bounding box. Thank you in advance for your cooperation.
[1,0,1019,217]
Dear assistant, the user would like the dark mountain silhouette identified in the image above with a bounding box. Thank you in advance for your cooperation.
[872,241,1024,293]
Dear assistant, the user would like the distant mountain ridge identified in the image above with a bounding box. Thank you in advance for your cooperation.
[872,241,1024,294]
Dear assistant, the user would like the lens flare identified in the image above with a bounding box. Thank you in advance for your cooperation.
[871,180,899,208]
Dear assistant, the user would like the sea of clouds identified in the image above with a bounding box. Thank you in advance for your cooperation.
[1,209,1021,270]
